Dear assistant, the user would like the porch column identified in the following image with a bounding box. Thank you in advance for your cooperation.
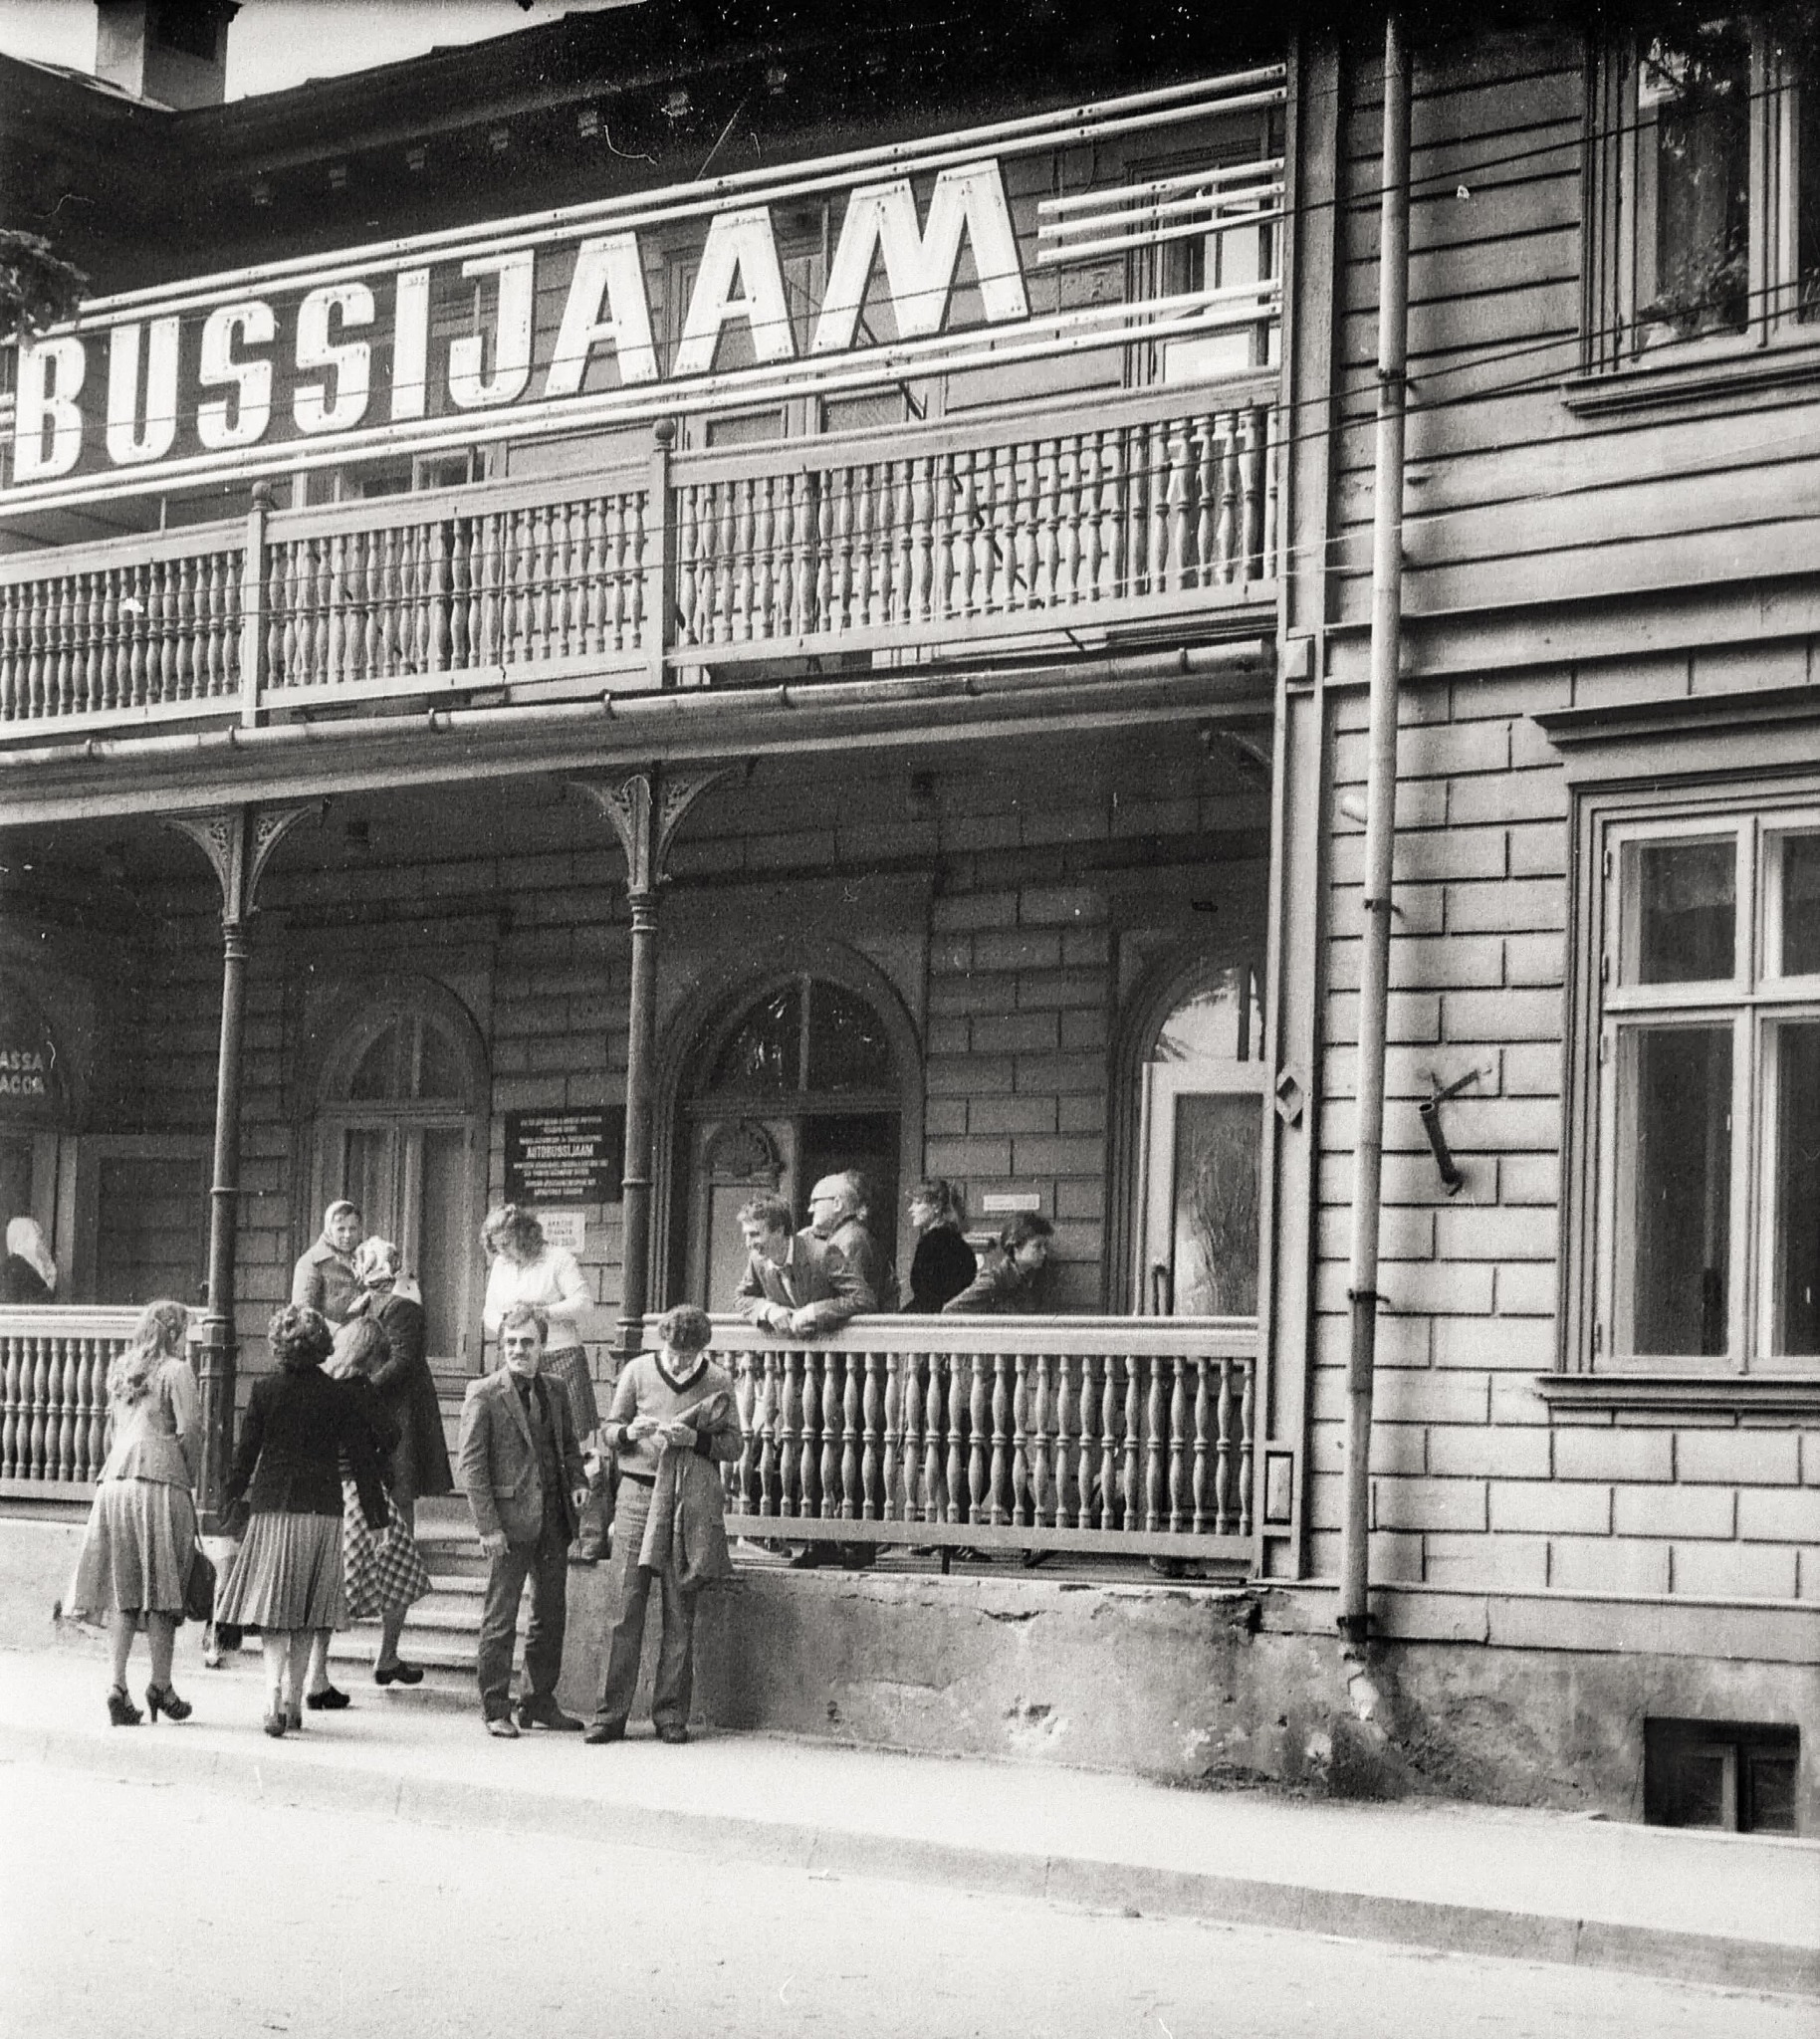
[165,803,315,1522]
[571,765,734,1354]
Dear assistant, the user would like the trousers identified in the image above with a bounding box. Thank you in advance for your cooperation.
[592,1483,695,1732]
[476,1502,568,1719]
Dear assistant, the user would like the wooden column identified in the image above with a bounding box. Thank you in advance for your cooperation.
[571,764,734,1354]
[164,803,315,1523]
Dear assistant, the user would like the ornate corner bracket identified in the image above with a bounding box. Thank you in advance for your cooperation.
[164,801,322,927]
[569,763,742,896]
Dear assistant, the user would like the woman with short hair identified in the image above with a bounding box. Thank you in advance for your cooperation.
[214,1304,389,1738]
[903,1178,977,1314]
[291,1200,364,1326]
[65,1299,200,1726]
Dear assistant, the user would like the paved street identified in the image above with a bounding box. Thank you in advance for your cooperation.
[3,1760,1810,2039]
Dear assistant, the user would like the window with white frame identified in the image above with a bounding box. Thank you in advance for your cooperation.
[1593,806,1820,1368]
[1587,15,1820,367]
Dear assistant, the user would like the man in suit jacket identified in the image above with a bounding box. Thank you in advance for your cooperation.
[458,1302,589,1737]
[734,1193,869,1335]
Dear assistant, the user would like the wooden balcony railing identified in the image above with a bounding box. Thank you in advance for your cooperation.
[663,1315,1260,1566]
[0,1306,143,1495]
[0,375,1276,742]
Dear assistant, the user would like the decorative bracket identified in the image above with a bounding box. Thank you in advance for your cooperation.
[164,801,321,928]
[1417,1062,1491,1197]
[569,762,741,896]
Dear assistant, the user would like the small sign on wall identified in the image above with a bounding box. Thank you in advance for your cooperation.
[981,1192,1043,1214]
[538,1211,586,1254]
[503,1109,624,1206]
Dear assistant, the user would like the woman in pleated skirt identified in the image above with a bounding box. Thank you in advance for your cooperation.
[328,1317,431,1687]
[65,1299,201,1725]
[214,1304,389,1737]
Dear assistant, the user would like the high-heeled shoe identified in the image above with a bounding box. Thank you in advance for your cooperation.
[263,1708,287,1738]
[286,1700,304,1732]
[145,1683,191,1722]
[373,1660,423,1687]
[107,1685,142,1727]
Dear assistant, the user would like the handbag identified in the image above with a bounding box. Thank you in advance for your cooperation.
[183,1541,217,1624]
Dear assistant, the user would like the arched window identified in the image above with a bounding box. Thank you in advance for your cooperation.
[671,972,910,1310]
[1116,952,1267,1317]
[311,988,488,1370]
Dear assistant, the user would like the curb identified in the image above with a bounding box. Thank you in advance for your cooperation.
[6,1721,1816,2000]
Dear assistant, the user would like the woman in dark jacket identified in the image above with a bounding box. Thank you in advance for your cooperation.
[903,1178,978,1314]
[352,1236,452,1525]
[214,1304,388,1739]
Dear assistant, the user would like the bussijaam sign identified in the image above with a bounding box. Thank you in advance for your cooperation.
[3,69,1282,512]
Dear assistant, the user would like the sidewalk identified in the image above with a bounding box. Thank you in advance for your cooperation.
[4,1642,1817,1999]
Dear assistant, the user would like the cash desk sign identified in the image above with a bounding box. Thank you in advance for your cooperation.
[2,69,1282,511]
[0,1046,49,1100]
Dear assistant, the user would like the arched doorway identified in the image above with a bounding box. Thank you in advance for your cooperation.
[309,984,488,1371]
[670,972,914,1310]
[1116,952,1267,1317]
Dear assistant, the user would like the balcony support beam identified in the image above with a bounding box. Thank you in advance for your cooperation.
[570,763,738,1353]
[163,801,316,1525]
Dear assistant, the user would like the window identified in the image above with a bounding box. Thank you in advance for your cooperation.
[1645,1718,1799,1832]
[1589,17,1820,368]
[1592,806,1820,1369]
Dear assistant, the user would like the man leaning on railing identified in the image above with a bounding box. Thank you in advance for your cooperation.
[731,1191,874,1570]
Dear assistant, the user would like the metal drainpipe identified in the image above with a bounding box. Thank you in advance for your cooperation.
[1338,11,1412,1648]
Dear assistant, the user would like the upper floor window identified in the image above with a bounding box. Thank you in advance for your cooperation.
[1593,805,1820,1369]
[1589,17,1820,367]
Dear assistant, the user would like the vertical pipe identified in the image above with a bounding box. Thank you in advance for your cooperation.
[1338,12,1412,1645]
[200,829,250,1526]
[617,881,660,1354]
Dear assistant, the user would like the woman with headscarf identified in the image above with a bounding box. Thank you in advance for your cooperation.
[481,1204,604,1562]
[325,1317,433,1689]
[291,1200,364,1327]
[1,1216,57,1304]
[214,1304,388,1738]
[351,1236,452,1529]
[65,1299,200,1725]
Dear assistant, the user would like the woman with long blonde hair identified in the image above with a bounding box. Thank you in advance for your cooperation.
[65,1300,201,1725]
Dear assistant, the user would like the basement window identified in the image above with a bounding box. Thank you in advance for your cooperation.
[1645,1718,1800,1832]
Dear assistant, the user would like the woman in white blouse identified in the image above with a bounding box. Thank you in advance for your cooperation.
[480,1204,605,1560]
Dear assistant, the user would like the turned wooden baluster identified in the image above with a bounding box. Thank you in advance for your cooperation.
[1012,1353,1032,1526]
[90,1342,114,1479]
[899,1352,922,1520]
[56,1341,79,1479]
[732,478,755,642]
[1023,1353,1051,1533]
[1194,414,1217,585]
[1167,1356,1189,1531]
[1121,426,1147,600]
[1077,433,1104,603]
[975,450,1001,611]
[715,483,738,645]
[1216,411,1240,585]
[789,472,814,638]
[1094,1352,1117,1527]
[945,1355,967,1524]
[603,498,625,654]
[287,542,310,684]
[517,509,541,660]
[967,1353,990,1526]
[1240,405,1263,584]
[926,1357,950,1524]
[810,470,833,634]
[364,527,388,674]
[1096,428,1123,601]
[202,554,224,694]
[1192,1358,1211,1533]
[1122,1357,1143,1535]
[829,467,854,632]
[532,504,556,660]
[1054,1354,1079,1528]
[1166,425,1191,593]
[1143,421,1169,598]
[0,584,19,719]
[1010,444,1035,612]
[320,532,344,686]
[683,485,708,645]
[794,1352,817,1518]
[756,1351,780,1516]
[428,519,451,670]
[449,517,474,668]
[730,1353,757,1511]
[878,1352,899,1519]
[624,492,645,649]
[0,1341,19,1474]
[1143,1357,1167,1532]
[147,559,170,703]
[1214,1356,1235,1533]
[835,1351,858,1518]
[27,1340,50,1479]
[68,1342,92,1481]
[950,451,977,616]
[756,476,779,640]
[671,486,697,647]
[22,577,46,716]
[931,456,955,619]
[49,572,70,713]
[577,497,602,656]
[1262,404,1281,582]
[892,463,914,625]
[1239,1360,1255,1536]
[76,571,98,711]
[1033,441,1058,608]
[778,1348,802,1517]
[990,1352,1012,1525]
